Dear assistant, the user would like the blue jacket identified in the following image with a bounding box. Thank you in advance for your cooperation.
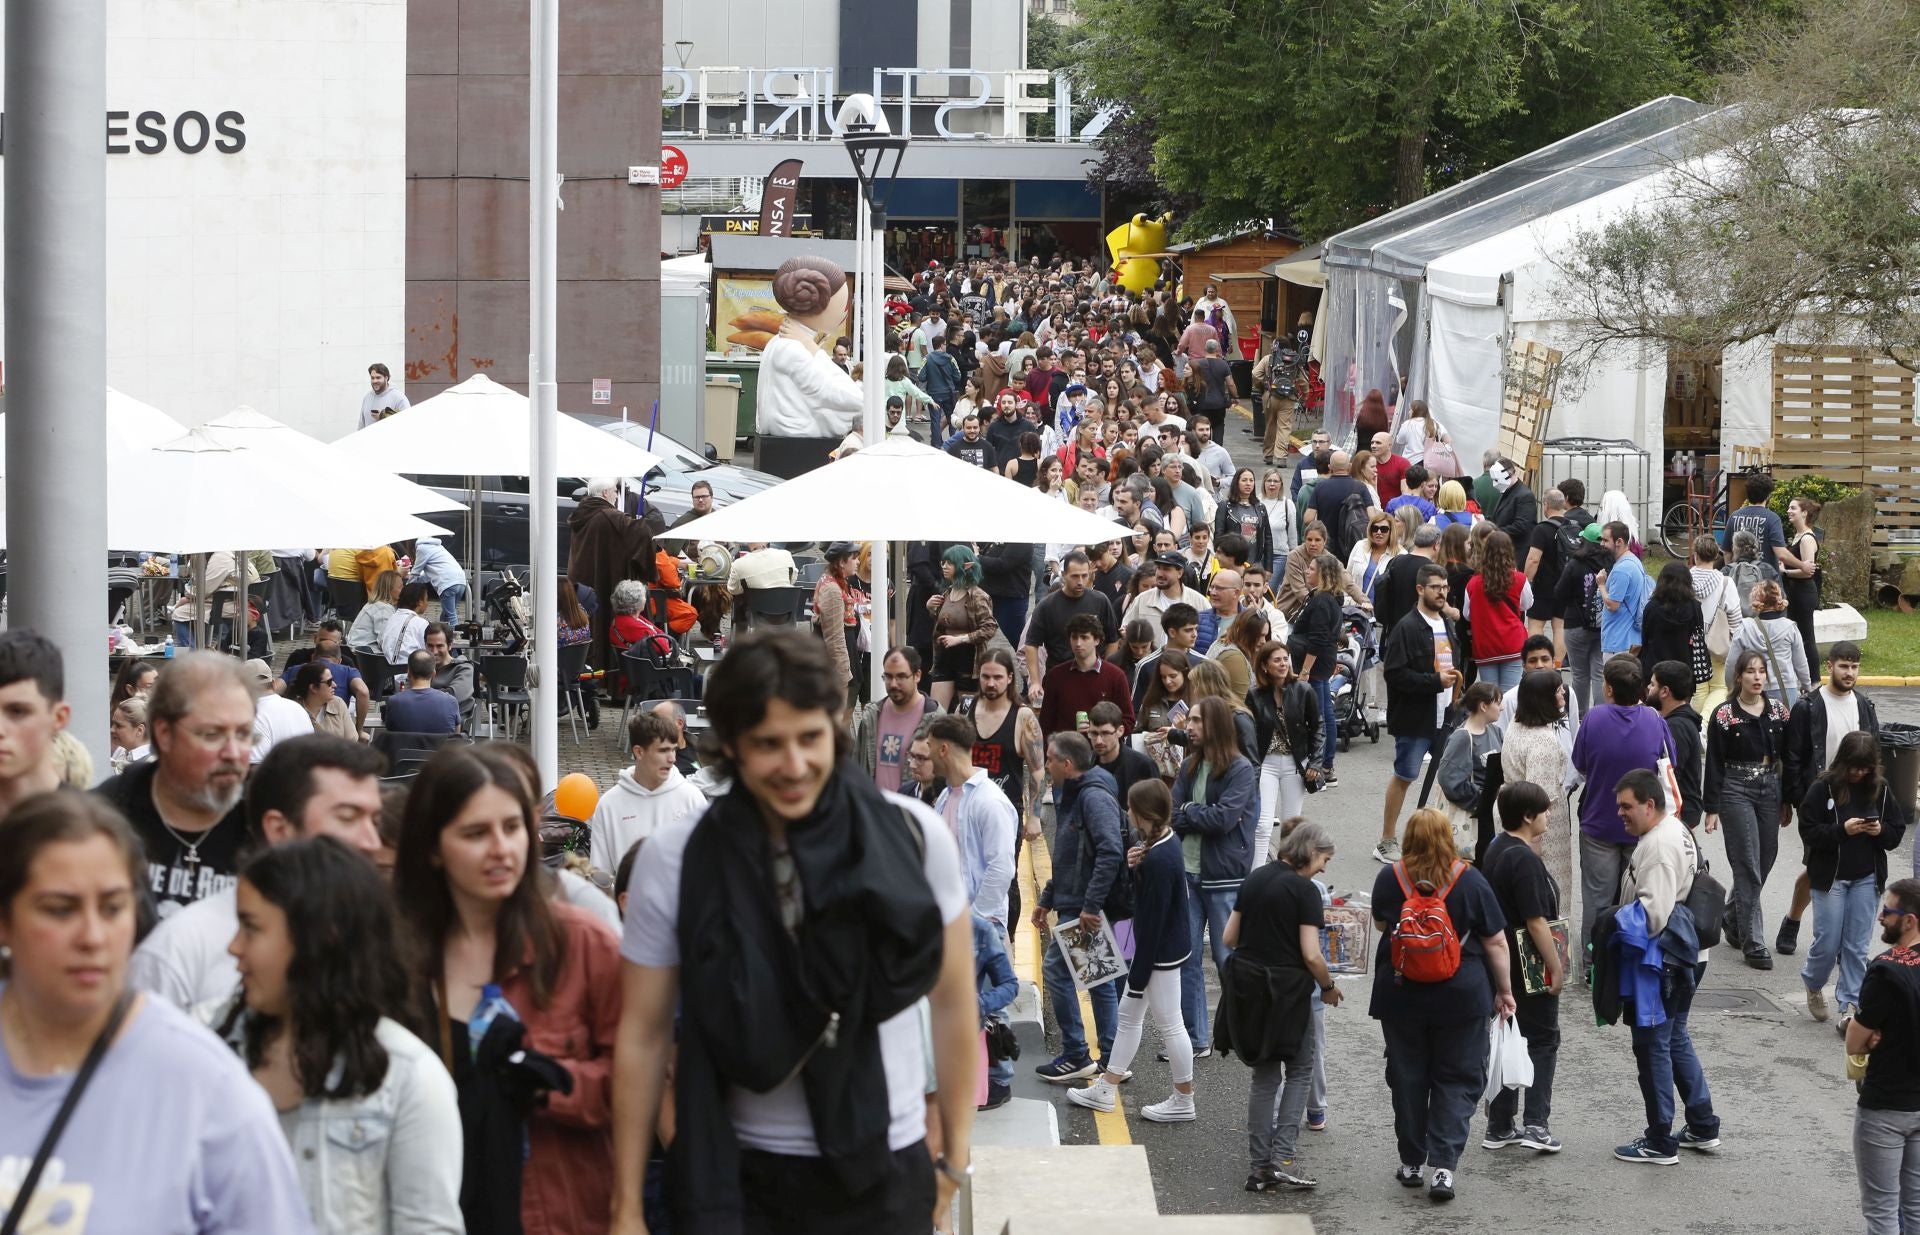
[973,914,1019,1019]
[408,536,465,593]
[1171,755,1258,892]
[1042,766,1125,916]
[1613,901,1669,1027]
[1125,833,1192,993]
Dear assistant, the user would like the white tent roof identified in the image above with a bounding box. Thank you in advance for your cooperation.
[202,406,467,516]
[662,436,1133,545]
[329,373,661,478]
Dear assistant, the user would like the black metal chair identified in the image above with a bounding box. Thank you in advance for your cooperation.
[619,645,696,734]
[555,640,592,744]
[746,584,808,627]
[350,648,398,701]
[478,654,531,739]
[373,730,471,777]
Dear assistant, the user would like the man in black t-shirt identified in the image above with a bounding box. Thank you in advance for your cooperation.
[1481,782,1565,1153]
[1848,878,1920,1229]
[96,651,256,918]
[1023,552,1119,704]
[1523,488,1570,651]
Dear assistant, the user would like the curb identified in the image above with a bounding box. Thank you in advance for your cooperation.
[1859,676,1920,687]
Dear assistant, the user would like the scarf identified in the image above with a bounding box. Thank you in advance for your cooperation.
[672,767,944,1231]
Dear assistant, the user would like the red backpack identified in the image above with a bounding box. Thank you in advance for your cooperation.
[1389,860,1466,983]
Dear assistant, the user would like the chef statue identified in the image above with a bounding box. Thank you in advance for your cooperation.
[754,255,864,476]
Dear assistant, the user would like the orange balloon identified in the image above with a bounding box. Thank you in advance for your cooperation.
[554,772,599,821]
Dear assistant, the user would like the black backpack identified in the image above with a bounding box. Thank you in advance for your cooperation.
[1332,490,1372,562]
[1073,781,1135,923]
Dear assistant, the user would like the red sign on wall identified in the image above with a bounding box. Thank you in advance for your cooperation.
[660,145,689,189]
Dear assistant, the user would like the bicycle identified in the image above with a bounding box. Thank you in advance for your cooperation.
[1658,466,1730,559]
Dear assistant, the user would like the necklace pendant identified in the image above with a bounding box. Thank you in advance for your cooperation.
[182,848,201,868]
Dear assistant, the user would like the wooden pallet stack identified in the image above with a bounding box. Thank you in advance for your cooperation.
[1499,340,1563,479]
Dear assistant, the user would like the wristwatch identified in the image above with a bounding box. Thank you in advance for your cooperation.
[934,1154,973,1187]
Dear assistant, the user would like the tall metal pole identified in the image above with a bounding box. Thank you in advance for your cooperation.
[852,195,868,371]
[862,199,888,699]
[529,0,560,785]
[6,1,108,768]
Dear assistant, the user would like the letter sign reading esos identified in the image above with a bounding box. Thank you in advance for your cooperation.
[660,145,688,188]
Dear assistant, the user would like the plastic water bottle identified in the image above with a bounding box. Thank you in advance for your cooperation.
[467,982,518,1062]
[163,636,175,659]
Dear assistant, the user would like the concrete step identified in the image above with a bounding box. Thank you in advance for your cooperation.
[963,1145,1158,1235]
[1001,1219,1315,1234]
[971,1096,1058,1149]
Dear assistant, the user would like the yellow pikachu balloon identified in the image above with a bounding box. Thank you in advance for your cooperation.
[1115,256,1161,293]
[1106,213,1173,292]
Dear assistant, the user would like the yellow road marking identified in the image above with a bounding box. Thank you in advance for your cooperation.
[1025,824,1132,1146]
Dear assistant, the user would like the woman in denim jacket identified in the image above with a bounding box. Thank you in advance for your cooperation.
[226,835,463,1234]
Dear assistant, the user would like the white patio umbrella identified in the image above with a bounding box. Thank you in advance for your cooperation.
[105,429,450,553]
[202,406,467,515]
[661,436,1132,544]
[0,387,189,471]
[328,373,661,478]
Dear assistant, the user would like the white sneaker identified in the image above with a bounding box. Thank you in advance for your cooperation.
[1372,839,1402,864]
[1142,1090,1197,1123]
[1067,1079,1117,1112]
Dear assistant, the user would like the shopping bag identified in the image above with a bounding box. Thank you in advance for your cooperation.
[1484,1015,1534,1100]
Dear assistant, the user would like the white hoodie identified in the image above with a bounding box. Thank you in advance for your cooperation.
[588,765,708,875]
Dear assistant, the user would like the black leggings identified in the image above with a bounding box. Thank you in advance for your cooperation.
[1785,576,1820,681]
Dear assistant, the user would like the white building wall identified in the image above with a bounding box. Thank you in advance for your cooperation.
[0,0,406,442]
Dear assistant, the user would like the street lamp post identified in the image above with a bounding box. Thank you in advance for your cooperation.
[837,96,907,703]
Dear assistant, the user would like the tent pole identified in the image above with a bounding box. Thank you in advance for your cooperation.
[5,0,108,768]
[861,194,887,700]
[528,0,560,786]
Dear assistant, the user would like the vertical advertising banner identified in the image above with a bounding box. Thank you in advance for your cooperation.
[759,158,803,239]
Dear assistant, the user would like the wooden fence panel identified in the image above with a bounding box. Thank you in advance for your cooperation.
[1772,347,1920,547]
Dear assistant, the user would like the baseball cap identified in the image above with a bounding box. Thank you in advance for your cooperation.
[1154,551,1186,569]
[242,658,274,687]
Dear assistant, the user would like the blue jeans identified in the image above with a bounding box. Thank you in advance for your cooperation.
[1043,918,1119,1065]
[1178,875,1237,1049]
[170,620,195,649]
[1804,875,1880,1011]
[1478,657,1522,690]
[436,582,467,624]
[1311,676,1338,769]
[1381,1016,1488,1171]
[1627,961,1719,1156]
[993,594,1030,653]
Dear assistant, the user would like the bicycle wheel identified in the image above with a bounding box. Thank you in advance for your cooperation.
[1658,502,1699,558]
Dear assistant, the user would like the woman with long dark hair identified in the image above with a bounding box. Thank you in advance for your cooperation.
[227,836,463,1232]
[1466,529,1529,689]
[1246,642,1325,868]
[1286,552,1348,788]
[1800,731,1908,1028]
[0,792,310,1230]
[1066,779,1197,1122]
[1216,467,1274,572]
[926,543,998,711]
[1785,496,1823,680]
[110,657,157,712]
[289,659,357,741]
[395,744,622,1235]
[1639,560,1705,680]
[1500,668,1575,900]
[1170,696,1259,1063]
[1704,648,1792,971]
[1368,808,1514,1203]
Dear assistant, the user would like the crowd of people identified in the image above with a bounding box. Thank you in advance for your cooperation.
[3,259,1911,1235]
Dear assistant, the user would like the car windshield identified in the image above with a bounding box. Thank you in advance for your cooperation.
[577,415,710,475]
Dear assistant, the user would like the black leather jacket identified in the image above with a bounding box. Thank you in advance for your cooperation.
[1246,681,1326,779]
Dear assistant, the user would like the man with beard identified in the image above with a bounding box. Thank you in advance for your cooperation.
[851,647,939,792]
[96,651,257,918]
[567,476,657,681]
[128,734,386,1011]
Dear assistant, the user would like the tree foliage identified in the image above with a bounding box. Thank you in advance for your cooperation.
[1069,0,1736,239]
[1553,0,1920,369]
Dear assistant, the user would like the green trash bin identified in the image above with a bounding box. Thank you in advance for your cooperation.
[1880,722,1920,813]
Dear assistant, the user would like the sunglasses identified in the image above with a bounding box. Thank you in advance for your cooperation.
[1881,906,1911,921]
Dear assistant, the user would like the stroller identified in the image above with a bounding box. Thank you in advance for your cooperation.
[1332,604,1382,752]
